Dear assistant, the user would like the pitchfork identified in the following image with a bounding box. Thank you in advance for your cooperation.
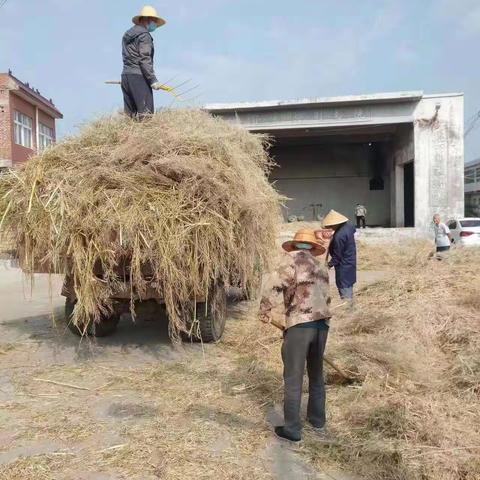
[105,75,200,103]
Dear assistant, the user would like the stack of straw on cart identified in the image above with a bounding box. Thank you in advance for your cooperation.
[0,109,282,339]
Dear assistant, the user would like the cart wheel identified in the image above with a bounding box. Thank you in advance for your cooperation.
[64,299,120,337]
[186,285,227,343]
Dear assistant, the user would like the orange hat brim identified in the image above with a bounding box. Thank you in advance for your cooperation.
[282,240,326,256]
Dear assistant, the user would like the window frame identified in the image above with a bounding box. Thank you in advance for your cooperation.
[460,219,480,228]
[39,123,54,151]
[13,111,33,149]
[447,220,457,230]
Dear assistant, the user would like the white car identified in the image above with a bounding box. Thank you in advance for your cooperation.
[446,218,480,246]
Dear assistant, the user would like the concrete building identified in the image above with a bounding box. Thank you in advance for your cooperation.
[465,159,480,217]
[0,71,63,169]
[206,91,464,230]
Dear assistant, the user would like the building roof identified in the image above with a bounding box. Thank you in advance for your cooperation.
[205,90,463,113]
[205,91,424,113]
[1,71,63,119]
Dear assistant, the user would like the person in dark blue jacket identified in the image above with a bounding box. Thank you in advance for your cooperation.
[121,6,169,117]
[323,210,357,300]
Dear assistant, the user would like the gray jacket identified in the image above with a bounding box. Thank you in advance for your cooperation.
[122,25,158,85]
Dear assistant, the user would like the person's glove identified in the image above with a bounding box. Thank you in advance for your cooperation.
[151,82,174,92]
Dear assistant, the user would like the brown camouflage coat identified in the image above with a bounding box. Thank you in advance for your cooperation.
[259,250,331,329]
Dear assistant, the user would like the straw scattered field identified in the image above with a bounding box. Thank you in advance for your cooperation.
[0,240,478,479]
[0,112,478,478]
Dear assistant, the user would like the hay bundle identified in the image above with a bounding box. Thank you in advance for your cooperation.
[0,109,282,338]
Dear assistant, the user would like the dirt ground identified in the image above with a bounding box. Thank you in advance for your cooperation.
[0,257,390,480]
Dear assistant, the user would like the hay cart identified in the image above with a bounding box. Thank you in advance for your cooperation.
[3,110,280,345]
[62,274,226,342]
[32,256,227,342]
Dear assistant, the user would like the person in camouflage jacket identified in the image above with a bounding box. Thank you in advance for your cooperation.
[259,229,331,442]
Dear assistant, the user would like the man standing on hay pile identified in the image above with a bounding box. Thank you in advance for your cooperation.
[259,229,331,443]
[121,5,171,117]
[323,210,357,303]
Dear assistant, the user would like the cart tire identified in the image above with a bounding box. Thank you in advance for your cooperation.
[186,286,227,343]
[64,299,120,337]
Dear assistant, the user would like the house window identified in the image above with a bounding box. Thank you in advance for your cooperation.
[14,111,33,149]
[448,220,457,230]
[39,123,54,151]
[465,168,475,184]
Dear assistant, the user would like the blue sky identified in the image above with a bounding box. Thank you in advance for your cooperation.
[1,0,480,161]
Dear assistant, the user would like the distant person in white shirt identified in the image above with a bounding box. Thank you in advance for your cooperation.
[355,204,367,229]
[433,214,452,252]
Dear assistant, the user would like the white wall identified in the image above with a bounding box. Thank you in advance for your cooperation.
[271,143,391,225]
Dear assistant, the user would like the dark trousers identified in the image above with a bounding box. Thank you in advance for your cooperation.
[121,74,154,117]
[281,326,329,438]
[436,245,450,252]
[356,216,366,228]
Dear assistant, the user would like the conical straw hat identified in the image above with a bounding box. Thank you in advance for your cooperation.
[322,210,349,228]
[282,229,326,256]
[132,5,166,27]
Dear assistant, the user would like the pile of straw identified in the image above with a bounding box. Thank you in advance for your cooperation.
[0,109,282,338]
[230,241,480,479]
[320,246,480,479]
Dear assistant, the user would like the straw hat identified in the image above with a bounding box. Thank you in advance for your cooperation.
[282,229,326,256]
[132,5,166,27]
[322,210,349,228]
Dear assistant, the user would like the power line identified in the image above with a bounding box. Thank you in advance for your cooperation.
[465,110,480,139]
[465,122,480,139]
[0,0,8,10]
[465,112,478,124]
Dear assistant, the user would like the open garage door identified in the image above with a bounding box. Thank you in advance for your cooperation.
[269,124,413,227]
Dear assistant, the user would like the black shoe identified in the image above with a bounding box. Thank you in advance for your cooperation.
[274,426,301,443]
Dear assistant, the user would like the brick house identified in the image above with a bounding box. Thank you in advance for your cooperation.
[0,70,63,169]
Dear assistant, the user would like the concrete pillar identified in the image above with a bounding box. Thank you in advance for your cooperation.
[395,165,405,227]
[390,125,414,227]
[35,106,39,153]
[413,94,464,230]
[0,76,12,167]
